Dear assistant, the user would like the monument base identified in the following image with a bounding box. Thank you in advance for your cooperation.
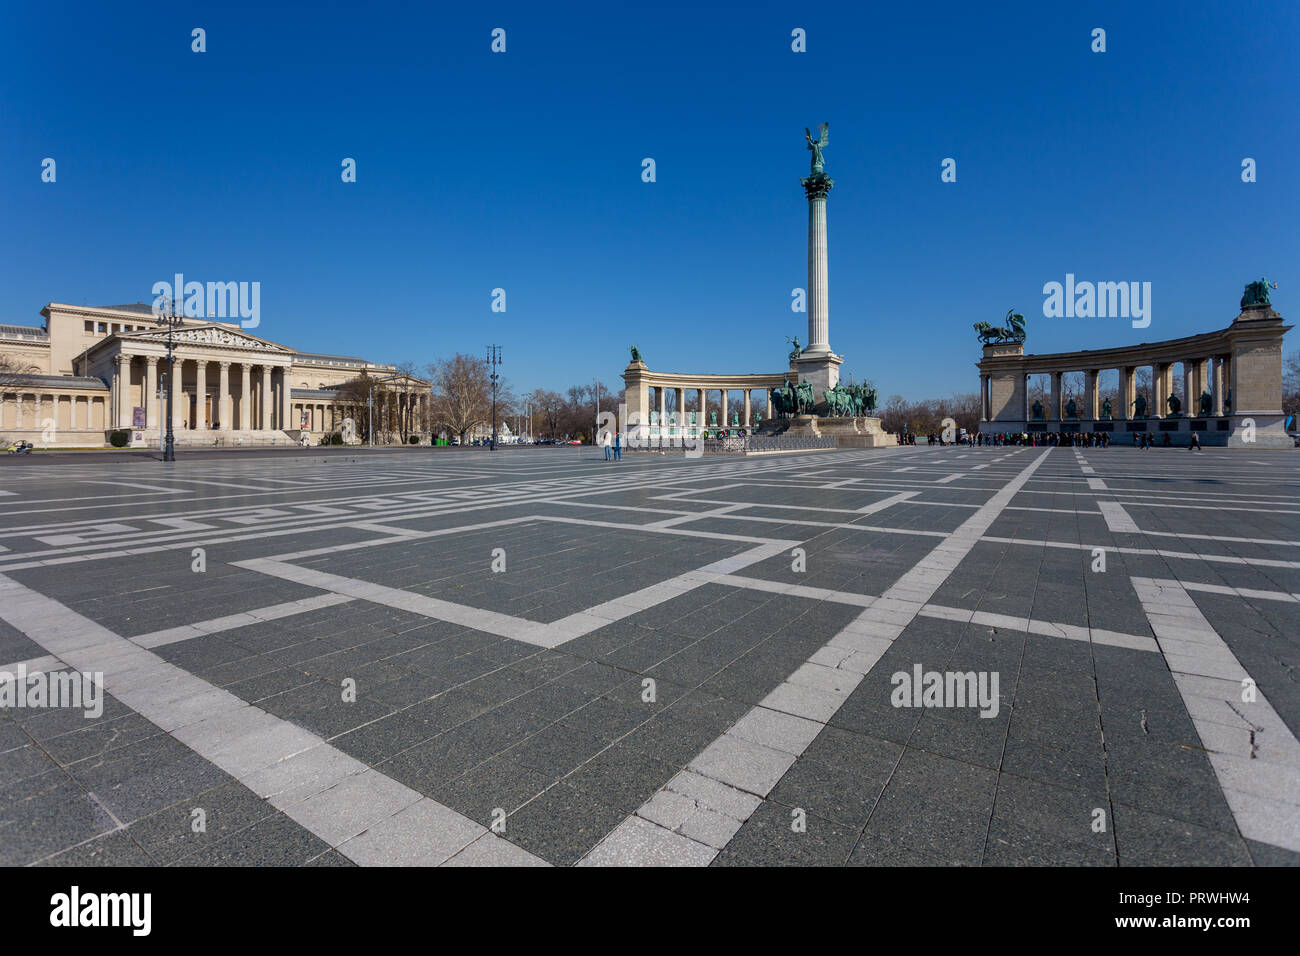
[792,351,843,393]
[784,415,897,447]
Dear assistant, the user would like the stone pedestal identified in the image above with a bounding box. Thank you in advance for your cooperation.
[792,351,843,393]
[783,414,896,447]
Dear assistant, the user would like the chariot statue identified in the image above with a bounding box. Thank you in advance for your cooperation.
[974,310,1027,345]
[628,344,643,364]
[786,336,802,363]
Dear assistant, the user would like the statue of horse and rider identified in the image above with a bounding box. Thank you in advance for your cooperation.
[769,378,816,417]
[974,310,1027,345]
[822,381,878,417]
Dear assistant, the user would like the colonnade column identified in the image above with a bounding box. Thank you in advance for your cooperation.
[1085,370,1099,420]
[1050,372,1062,421]
[658,387,666,428]
[1213,358,1225,416]
[743,389,752,427]
[1120,366,1134,419]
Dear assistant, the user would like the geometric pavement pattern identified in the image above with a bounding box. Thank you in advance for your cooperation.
[1,445,1297,866]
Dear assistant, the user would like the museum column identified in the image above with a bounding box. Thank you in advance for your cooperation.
[280,368,291,431]
[240,364,252,430]
[261,366,273,430]
[145,357,159,430]
[116,354,131,428]
[173,359,186,433]
[219,361,231,431]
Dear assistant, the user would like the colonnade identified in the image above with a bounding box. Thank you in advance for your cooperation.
[112,354,292,432]
[978,355,1232,423]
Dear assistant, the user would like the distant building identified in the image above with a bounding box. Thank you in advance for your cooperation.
[0,302,429,447]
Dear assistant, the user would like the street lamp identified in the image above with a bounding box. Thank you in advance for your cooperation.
[486,345,501,451]
[154,297,185,462]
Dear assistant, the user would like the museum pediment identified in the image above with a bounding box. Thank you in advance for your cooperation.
[123,324,292,353]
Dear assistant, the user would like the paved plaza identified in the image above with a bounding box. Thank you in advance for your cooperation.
[1,445,1298,867]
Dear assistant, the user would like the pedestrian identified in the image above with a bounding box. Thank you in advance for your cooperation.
[1189,431,1201,452]
[602,428,612,461]
[614,430,622,461]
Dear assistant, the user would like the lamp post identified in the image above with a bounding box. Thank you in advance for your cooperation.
[154,297,185,462]
[367,383,373,448]
[486,345,501,451]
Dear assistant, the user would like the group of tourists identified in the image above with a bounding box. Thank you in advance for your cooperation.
[602,429,623,460]
[974,431,1112,447]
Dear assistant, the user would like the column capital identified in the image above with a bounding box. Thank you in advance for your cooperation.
[219,360,231,370]
[144,355,159,366]
[801,173,834,201]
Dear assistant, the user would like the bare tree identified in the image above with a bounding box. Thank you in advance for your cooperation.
[428,354,489,444]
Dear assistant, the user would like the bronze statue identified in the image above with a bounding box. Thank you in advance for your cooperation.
[1166,393,1182,416]
[974,310,1027,345]
[628,344,643,363]
[1240,277,1278,308]
[805,123,829,175]
[1065,398,1077,419]
[1102,397,1112,419]
[1132,394,1147,418]
[786,336,802,363]
[1198,390,1212,416]
[1032,399,1043,420]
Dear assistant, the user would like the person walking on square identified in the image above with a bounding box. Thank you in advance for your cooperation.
[1189,431,1202,452]
[602,428,612,461]
[613,430,622,461]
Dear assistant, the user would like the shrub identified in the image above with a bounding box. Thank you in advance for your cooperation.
[330,432,344,445]
[108,429,130,447]
[408,435,419,444]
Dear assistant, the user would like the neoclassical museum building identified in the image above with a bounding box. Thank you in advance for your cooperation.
[0,302,429,447]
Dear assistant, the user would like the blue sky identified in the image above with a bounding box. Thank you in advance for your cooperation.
[2,0,1296,399]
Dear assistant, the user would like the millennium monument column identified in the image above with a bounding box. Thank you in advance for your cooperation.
[793,122,843,394]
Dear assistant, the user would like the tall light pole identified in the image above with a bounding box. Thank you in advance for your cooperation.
[594,378,600,443]
[154,297,184,462]
[367,382,373,448]
[487,345,501,451]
